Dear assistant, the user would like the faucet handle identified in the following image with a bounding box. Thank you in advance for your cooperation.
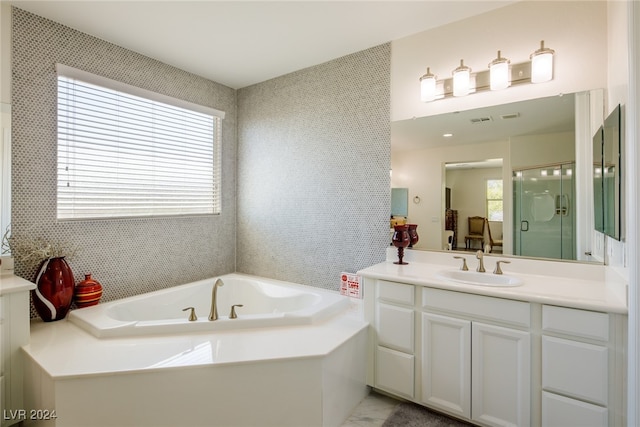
[453,256,468,271]
[229,304,244,319]
[182,307,198,321]
[493,260,511,275]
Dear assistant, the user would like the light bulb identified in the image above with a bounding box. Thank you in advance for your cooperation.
[452,59,471,97]
[419,67,436,102]
[531,40,555,83]
[489,50,510,90]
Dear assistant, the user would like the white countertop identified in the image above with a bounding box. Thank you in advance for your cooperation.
[23,300,367,380]
[358,249,627,314]
[0,273,36,295]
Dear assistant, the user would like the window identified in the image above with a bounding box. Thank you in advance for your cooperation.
[56,64,224,220]
[486,179,503,221]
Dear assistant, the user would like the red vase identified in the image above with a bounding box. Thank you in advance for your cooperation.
[33,257,75,322]
[75,273,103,308]
[407,224,419,247]
[392,224,410,265]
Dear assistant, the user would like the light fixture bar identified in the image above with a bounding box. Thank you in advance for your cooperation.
[425,61,533,101]
[420,41,554,102]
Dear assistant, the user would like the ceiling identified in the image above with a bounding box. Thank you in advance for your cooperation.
[391,93,576,152]
[7,0,513,89]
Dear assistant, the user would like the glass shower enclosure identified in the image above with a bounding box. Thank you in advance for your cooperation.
[513,163,576,260]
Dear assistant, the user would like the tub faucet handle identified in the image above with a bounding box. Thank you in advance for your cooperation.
[229,304,244,319]
[493,260,511,275]
[475,250,485,273]
[182,307,198,321]
[453,256,468,271]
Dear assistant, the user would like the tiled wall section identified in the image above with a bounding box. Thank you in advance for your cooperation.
[236,44,391,290]
[11,8,237,315]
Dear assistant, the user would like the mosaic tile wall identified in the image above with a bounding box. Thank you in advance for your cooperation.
[11,8,238,316]
[236,44,391,290]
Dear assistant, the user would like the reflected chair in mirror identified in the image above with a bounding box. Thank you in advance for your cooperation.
[485,219,503,253]
[465,216,485,250]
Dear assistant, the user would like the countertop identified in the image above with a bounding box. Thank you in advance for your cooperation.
[358,249,628,314]
[0,272,36,296]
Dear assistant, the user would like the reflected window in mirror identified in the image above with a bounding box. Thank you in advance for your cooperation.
[486,179,503,222]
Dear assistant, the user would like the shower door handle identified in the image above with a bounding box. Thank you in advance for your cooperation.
[520,220,529,232]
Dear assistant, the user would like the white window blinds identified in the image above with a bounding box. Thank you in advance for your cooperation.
[56,64,223,220]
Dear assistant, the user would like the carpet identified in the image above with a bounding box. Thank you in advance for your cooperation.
[382,402,473,427]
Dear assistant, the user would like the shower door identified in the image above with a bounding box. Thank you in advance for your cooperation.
[513,163,576,260]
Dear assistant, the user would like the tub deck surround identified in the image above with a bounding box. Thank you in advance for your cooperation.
[25,304,366,379]
[22,275,369,427]
[356,248,627,314]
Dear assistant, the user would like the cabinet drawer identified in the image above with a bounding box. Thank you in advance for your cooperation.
[422,287,530,328]
[542,336,608,406]
[542,391,608,427]
[376,346,414,398]
[377,280,414,305]
[542,305,609,341]
[376,303,414,353]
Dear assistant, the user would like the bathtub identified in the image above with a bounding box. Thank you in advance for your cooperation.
[25,273,368,427]
[69,273,350,338]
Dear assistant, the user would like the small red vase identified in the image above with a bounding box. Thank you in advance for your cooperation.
[33,257,75,322]
[75,273,103,308]
[392,224,410,265]
[407,224,419,248]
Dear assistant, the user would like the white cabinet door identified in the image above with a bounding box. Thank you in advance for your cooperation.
[376,303,414,353]
[542,391,608,427]
[421,313,471,419]
[542,335,608,406]
[472,322,531,427]
[375,346,414,398]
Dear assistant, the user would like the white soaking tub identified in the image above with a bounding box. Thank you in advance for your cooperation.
[69,273,350,338]
[23,273,368,427]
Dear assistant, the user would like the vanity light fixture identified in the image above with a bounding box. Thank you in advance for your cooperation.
[419,41,555,102]
[419,67,437,102]
[530,40,555,83]
[489,51,510,90]
[452,60,471,97]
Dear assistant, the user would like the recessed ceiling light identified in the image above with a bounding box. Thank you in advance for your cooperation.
[443,133,453,137]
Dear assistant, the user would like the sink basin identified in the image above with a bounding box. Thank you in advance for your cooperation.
[436,270,523,287]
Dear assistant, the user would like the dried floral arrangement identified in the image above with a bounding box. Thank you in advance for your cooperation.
[2,226,78,270]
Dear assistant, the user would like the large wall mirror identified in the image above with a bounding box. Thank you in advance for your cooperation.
[391,90,604,264]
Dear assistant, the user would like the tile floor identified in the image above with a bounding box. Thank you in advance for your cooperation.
[340,390,401,427]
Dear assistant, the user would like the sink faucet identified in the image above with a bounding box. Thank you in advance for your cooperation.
[475,250,485,273]
[494,260,511,275]
[208,278,225,321]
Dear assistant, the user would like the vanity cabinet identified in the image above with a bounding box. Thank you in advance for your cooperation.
[541,305,622,426]
[0,275,35,427]
[421,288,531,427]
[364,275,626,427]
[373,280,415,398]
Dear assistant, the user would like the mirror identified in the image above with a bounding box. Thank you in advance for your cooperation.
[593,125,604,233]
[391,91,604,263]
[602,104,622,240]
